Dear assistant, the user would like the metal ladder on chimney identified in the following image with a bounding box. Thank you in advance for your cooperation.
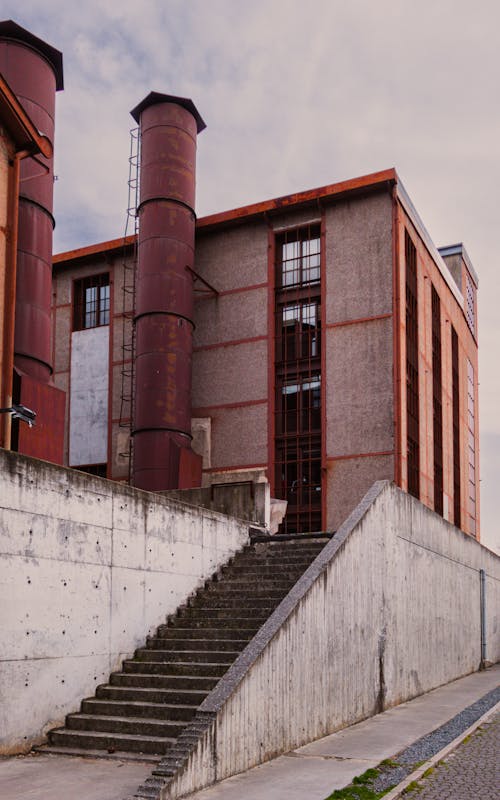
[118,126,140,482]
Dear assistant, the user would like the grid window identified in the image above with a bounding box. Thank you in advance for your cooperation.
[431,286,443,516]
[405,231,420,499]
[278,227,320,288]
[451,328,461,528]
[74,274,110,331]
[275,224,322,533]
[465,274,476,335]
[280,376,321,436]
[281,301,320,362]
[467,359,476,535]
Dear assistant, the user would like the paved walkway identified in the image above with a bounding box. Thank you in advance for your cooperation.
[401,709,500,799]
[0,665,498,800]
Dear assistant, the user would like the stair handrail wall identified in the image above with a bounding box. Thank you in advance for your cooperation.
[153,481,500,800]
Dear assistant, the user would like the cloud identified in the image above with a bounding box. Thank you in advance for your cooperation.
[2,0,499,540]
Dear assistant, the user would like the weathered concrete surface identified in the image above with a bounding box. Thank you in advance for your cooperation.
[163,481,270,528]
[0,753,152,800]
[175,666,500,800]
[0,449,249,754]
[161,482,499,799]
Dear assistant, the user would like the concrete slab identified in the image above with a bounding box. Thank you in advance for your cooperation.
[181,753,377,800]
[185,665,500,800]
[0,752,152,800]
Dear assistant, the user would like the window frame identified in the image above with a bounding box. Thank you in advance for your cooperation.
[73,273,111,332]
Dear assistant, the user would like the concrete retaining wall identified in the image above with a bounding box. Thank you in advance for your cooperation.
[162,481,500,799]
[0,449,249,754]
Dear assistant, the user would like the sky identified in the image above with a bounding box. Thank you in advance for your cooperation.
[3,0,499,551]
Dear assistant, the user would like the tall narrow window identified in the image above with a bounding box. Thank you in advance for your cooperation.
[405,231,420,499]
[467,359,477,535]
[431,286,443,516]
[451,328,461,528]
[275,224,322,533]
[73,273,110,331]
[465,273,476,335]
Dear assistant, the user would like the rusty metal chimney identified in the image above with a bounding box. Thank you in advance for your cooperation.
[130,92,205,491]
[0,20,63,383]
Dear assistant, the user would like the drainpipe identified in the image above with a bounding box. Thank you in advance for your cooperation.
[479,568,486,670]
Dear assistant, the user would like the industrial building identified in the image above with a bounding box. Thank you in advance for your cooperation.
[1,20,495,800]
[51,152,479,537]
[0,21,480,539]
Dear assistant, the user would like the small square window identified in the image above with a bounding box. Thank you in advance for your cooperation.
[73,274,110,331]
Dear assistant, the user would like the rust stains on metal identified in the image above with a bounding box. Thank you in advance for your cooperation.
[131,93,205,491]
[53,235,136,266]
[196,168,398,232]
[54,169,398,267]
[0,20,63,384]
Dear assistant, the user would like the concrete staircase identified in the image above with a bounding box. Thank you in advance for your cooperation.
[38,536,330,764]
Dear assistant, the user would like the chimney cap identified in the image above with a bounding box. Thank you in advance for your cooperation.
[0,20,63,90]
[130,91,206,132]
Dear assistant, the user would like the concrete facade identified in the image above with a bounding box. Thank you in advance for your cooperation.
[157,481,499,800]
[0,448,249,754]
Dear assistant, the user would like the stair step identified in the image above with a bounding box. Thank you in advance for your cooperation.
[48,727,174,755]
[199,587,290,599]
[66,712,186,738]
[135,776,166,795]
[109,672,218,691]
[135,649,241,664]
[189,596,279,609]
[82,698,198,721]
[39,533,323,766]
[35,744,160,763]
[123,660,230,677]
[98,684,208,704]
[235,554,320,564]
[205,578,294,590]
[175,608,270,622]
[224,565,308,577]
[146,638,249,652]
[156,626,254,640]
[134,784,164,799]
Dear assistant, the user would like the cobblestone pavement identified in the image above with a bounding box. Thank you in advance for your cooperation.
[402,711,500,799]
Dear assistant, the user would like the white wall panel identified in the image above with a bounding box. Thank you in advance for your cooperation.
[69,326,109,466]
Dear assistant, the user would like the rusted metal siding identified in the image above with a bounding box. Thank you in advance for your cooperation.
[16,373,65,463]
[0,26,61,383]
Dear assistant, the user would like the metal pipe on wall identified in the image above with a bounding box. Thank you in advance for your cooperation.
[479,568,487,669]
[0,150,21,449]
[130,92,205,491]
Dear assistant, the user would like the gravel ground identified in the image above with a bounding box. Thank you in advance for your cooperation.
[370,684,500,794]
[401,711,500,799]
